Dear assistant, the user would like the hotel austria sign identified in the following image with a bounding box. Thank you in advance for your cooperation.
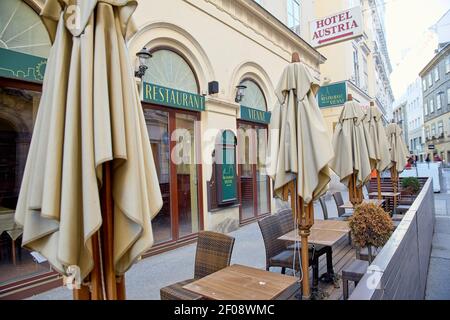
[310,6,363,48]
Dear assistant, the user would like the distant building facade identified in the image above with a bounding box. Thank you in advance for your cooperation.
[420,44,450,162]
[406,79,426,161]
[393,100,408,148]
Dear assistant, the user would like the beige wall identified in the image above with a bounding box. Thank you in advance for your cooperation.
[129,0,324,232]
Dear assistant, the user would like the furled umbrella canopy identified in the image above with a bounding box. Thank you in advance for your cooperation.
[386,123,409,173]
[15,0,163,281]
[267,62,333,204]
[365,105,391,172]
[330,100,374,187]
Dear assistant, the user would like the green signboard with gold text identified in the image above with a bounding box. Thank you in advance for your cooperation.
[240,105,271,124]
[216,130,237,205]
[318,82,347,108]
[0,48,47,83]
[143,82,205,112]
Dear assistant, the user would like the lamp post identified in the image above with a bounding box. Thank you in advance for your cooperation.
[235,84,247,103]
[134,47,152,79]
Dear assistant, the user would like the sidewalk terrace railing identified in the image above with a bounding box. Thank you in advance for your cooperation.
[350,178,435,300]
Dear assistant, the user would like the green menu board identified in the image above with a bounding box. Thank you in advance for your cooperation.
[216,130,237,205]
[318,82,347,108]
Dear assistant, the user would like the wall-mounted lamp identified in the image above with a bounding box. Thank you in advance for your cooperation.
[235,84,247,103]
[135,47,152,79]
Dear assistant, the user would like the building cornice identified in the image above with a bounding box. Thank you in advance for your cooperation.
[205,97,240,116]
[184,0,325,70]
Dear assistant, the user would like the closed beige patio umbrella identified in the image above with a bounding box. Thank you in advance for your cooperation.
[386,122,408,211]
[15,0,162,300]
[267,53,333,298]
[366,102,392,199]
[330,95,375,205]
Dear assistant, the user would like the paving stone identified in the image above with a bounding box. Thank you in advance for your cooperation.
[425,257,450,300]
[434,217,450,234]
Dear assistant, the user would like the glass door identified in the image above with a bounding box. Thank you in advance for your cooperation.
[144,108,172,245]
[238,121,270,223]
[144,105,202,246]
[175,113,200,238]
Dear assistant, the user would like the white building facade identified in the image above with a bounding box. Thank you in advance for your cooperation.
[406,78,426,161]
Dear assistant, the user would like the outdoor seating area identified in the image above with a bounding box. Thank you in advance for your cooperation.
[2,0,447,305]
[154,176,429,300]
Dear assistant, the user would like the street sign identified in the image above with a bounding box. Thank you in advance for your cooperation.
[310,6,363,48]
[428,144,435,150]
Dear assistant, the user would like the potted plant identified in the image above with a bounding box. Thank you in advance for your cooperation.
[401,177,421,195]
[348,203,394,263]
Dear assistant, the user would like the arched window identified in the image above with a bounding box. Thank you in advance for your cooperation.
[239,79,267,111]
[0,0,51,58]
[143,49,199,94]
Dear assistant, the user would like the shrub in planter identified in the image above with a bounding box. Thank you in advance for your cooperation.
[349,203,394,263]
[401,177,421,195]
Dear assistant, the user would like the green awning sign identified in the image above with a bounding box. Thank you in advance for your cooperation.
[240,105,271,124]
[318,82,347,108]
[0,48,47,83]
[143,82,205,112]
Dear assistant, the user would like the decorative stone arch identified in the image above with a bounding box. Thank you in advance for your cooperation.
[229,61,275,110]
[0,108,32,134]
[128,21,215,95]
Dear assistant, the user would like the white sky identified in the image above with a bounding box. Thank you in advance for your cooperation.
[386,0,450,97]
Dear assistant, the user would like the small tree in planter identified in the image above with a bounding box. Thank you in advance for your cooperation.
[401,177,421,195]
[349,203,394,263]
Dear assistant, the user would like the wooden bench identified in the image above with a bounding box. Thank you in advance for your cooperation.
[342,259,369,300]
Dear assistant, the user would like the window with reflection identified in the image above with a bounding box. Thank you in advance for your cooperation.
[237,79,270,222]
[0,0,53,289]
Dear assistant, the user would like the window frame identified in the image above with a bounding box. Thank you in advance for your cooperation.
[287,0,300,34]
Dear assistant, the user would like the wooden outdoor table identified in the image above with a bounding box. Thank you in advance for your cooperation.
[278,224,350,297]
[339,199,385,209]
[278,228,349,247]
[183,264,298,300]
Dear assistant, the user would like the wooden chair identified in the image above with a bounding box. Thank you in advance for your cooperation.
[319,196,329,220]
[160,231,235,300]
[332,192,348,220]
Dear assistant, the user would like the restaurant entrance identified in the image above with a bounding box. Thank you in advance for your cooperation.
[237,121,270,223]
[143,104,203,248]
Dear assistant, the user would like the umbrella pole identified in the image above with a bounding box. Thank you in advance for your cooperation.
[391,166,398,214]
[298,196,314,299]
[90,232,104,300]
[117,276,126,300]
[73,230,103,300]
[101,162,118,300]
[73,284,90,300]
[282,180,296,219]
[377,170,382,200]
